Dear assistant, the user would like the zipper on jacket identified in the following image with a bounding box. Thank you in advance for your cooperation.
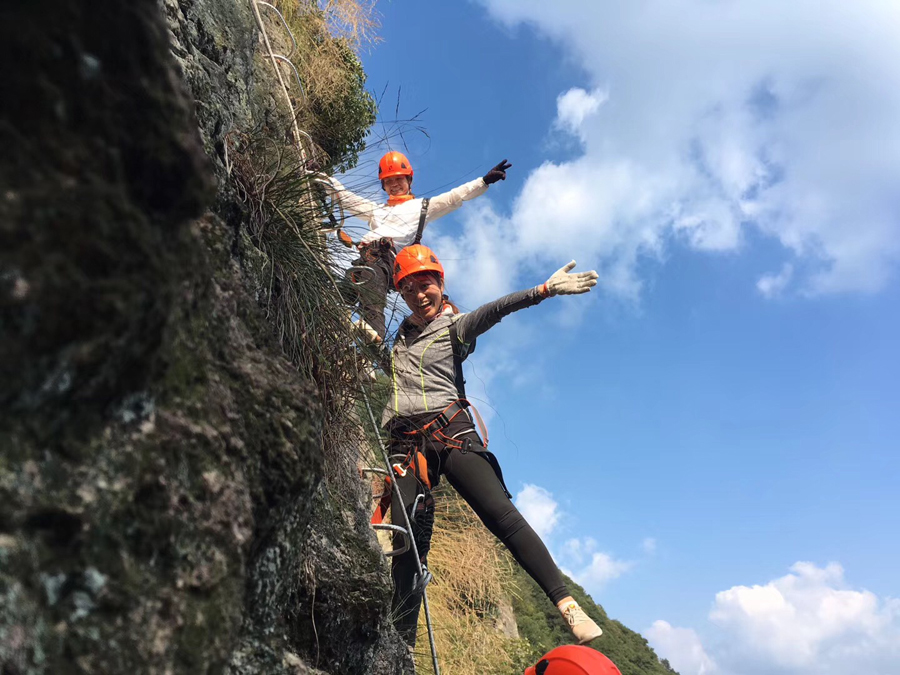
[391,351,399,413]
[419,329,450,412]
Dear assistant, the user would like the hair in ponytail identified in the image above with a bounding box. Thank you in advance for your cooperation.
[442,294,460,314]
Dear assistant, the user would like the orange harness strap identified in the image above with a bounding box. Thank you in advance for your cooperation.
[371,476,392,525]
[370,450,431,525]
[371,400,488,524]
[406,399,489,451]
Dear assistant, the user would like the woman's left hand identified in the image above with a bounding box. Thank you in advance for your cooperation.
[483,159,512,185]
[542,261,599,296]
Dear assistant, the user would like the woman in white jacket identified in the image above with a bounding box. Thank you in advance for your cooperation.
[320,151,511,339]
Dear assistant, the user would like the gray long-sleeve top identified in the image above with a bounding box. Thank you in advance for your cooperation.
[382,287,546,426]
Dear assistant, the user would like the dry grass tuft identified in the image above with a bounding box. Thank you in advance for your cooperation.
[317,0,381,51]
[280,0,380,52]
[414,486,532,674]
[271,1,379,170]
[226,129,386,488]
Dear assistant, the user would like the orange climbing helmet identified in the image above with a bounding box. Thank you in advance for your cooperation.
[393,244,444,288]
[378,151,414,182]
[524,645,623,675]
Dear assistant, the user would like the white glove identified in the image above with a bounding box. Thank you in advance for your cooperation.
[353,317,382,344]
[541,261,598,296]
[346,310,382,344]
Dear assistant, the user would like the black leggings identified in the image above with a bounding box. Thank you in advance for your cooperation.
[389,417,569,645]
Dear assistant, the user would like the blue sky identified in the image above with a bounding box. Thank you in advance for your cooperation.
[338,2,900,673]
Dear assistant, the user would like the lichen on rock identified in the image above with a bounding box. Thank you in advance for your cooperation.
[1,0,409,673]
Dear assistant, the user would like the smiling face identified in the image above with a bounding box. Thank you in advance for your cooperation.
[382,174,412,197]
[399,272,444,324]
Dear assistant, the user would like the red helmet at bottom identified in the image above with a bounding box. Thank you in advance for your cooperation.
[524,645,623,675]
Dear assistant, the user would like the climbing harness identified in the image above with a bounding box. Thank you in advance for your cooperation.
[368,449,436,575]
[372,318,492,529]
[390,319,512,500]
[358,237,396,264]
[397,399,489,453]
[346,238,395,304]
[369,450,430,528]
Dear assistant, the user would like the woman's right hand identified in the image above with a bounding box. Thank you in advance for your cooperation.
[541,261,599,296]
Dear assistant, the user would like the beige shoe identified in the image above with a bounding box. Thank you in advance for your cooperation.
[559,601,603,644]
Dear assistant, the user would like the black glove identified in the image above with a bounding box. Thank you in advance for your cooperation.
[483,159,512,185]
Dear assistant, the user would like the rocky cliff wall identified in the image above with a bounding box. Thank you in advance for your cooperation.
[1,1,409,673]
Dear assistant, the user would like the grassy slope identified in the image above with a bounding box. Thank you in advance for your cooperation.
[416,488,677,674]
[510,565,677,675]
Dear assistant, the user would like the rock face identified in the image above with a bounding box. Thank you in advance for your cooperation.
[1,1,409,673]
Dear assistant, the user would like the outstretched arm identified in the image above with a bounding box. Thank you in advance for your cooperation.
[454,261,599,344]
[425,159,513,223]
[316,174,380,222]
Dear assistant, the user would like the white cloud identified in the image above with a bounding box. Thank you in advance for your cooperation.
[475,0,900,296]
[578,550,633,587]
[513,489,634,590]
[646,620,718,675]
[555,87,608,140]
[642,537,657,555]
[562,536,596,565]
[710,561,900,673]
[648,562,900,675]
[560,536,633,588]
[430,200,518,306]
[514,484,561,539]
[757,263,794,298]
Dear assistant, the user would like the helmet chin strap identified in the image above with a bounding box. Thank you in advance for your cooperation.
[387,193,415,206]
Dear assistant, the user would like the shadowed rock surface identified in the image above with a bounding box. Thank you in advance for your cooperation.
[1,1,409,673]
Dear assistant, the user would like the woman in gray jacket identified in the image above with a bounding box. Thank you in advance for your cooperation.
[383,244,603,648]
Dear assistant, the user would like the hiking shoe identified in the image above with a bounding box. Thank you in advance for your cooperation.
[559,601,603,644]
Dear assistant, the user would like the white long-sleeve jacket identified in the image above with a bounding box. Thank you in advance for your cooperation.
[322,176,489,248]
